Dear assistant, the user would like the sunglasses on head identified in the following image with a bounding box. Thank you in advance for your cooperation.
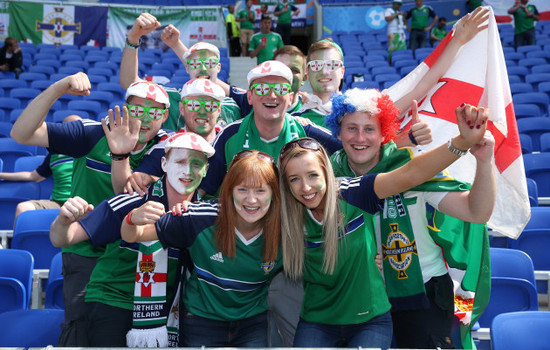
[279,137,323,161]
[127,104,166,121]
[232,150,275,164]
[307,59,343,72]
[186,58,220,70]
[250,83,292,96]
[181,99,221,113]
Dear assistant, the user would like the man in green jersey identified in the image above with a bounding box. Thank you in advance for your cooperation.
[274,0,300,45]
[10,73,170,347]
[249,15,284,64]
[237,0,256,56]
[508,0,539,48]
[430,17,448,46]
[405,0,438,51]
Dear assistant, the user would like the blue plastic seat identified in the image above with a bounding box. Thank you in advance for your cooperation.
[12,209,61,269]
[88,91,114,112]
[14,155,45,172]
[513,92,550,116]
[65,60,90,71]
[94,61,118,74]
[540,132,550,153]
[0,277,26,312]
[45,252,63,309]
[0,309,64,347]
[519,133,533,154]
[0,138,37,171]
[517,45,542,54]
[60,54,85,64]
[527,177,538,207]
[522,153,550,197]
[514,103,540,118]
[507,66,529,81]
[0,97,22,119]
[52,109,90,123]
[519,57,547,69]
[10,87,41,106]
[96,82,125,100]
[525,73,550,90]
[490,248,536,283]
[0,249,34,308]
[491,311,550,350]
[67,100,102,119]
[350,81,380,89]
[0,121,11,138]
[517,117,550,151]
[531,64,550,74]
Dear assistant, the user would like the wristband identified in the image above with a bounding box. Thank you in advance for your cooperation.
[125,37,141,49]
[408,130,418,146]
[447,139,468,157]
[125,210,135,226]
[110,152,130,161]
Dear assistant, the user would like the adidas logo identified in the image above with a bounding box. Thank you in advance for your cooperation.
[209,252,224,263]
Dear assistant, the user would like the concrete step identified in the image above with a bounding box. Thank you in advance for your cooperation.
[228,56,258,89]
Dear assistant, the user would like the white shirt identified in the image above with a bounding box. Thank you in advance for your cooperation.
[385,7,405,35]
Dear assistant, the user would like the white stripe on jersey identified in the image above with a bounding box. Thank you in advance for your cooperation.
[108,193,143,212]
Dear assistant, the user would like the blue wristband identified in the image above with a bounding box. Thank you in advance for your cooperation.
[408,130,418,146]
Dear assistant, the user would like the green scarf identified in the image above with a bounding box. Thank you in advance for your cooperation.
[225,112,306,165]
[331,142,490,348]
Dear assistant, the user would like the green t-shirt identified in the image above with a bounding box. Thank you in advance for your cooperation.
[431,26,447,44]
[275,2,296,25]
[292,107,326,128]
[165,88,242,131]
[301,191,391,325]
[249,32,284,64]
[237,9,255,30]
[408,6,436,31]
[514,5,538,34]
[48,153,73,203]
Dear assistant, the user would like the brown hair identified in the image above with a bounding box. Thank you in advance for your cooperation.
[306,38,343,63]
[274,45,307,72]
[215,151,281,261]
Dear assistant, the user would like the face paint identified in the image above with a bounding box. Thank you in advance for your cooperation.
[163,149,208,195]
[233,195,243,211]
[232,182,273,225]
[307,48,344,94]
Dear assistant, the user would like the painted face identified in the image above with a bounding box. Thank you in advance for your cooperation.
[338,111,383,176]
[185,49,221,81]
[162,148,208,195]
[247,76,294,123]
[179,96,220,138]
[307,48,345,94]
[127,96,168,145]
[275,53,306,94]
[285,151,327,214]
[233,181,273,225]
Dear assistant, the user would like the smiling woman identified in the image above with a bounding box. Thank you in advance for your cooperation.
[121,150,283,347]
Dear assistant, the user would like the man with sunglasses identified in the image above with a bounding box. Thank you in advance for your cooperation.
[120,13,242,132]
[10,73,170,347]
[198,60,340,197]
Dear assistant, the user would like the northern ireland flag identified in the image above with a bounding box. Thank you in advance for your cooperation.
[386,7,530,240]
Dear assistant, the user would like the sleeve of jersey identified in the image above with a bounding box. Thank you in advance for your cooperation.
[79,193,144,247]
[155,211,200,249]
[133,145,165,177]
[200,128,232,195]
[304,124,342,155]
[339,174,384,214]
[249,36,257,51]
[229,86,252,117]
[429,7,436,17]
[35,153,52,178]
[47,120,104,158]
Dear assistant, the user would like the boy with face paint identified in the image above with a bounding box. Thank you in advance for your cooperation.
[10,72,171,347]
[120,13,242,132]
[50,132,214,347]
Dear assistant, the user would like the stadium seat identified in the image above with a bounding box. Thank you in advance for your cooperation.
[33,53,57,62]
[65,60,90,71]
[351,81,380,89]
[527,177,538,207]
[371,66,397,76]
[525,50,550,61]
[0,121,11,138]
[0,277,26,313]
[374,73,401,85]
[12,209,61,269]
[508,75,522,84]
[0,78,27,94]
[67,100,102,119]
[531,64,550,74]
[28,65,55,77]
[45,252,63,309]
[88,91,114,112]
[517,45,541,54]
[514,103,540,118]
[0,309,64,347]
[0,96,22,118]
[87,67,112,79]
[491,311,550,350]
[525,73,550,90]
[147,68,172,78]
[477,277,538,328]
[513,92,549,116]
[523,153,550,197]
[507,66,529,81]
[57,93,83,109]
[519,57,547,69]
[13,155,45,172]
[504,51,524,62]
[18,72,48,85]
[0,138,37,171]
[490,248,536,284]
[31,79,55,91]
[519,133,533,154]
[60,54,86,64]
[94,61,118,74]
[510,83,534,94]
[540,133,550,153]
[0,249,34,308]
[96,82,125,100]
[517,117,550,151]
[52,109,90,123]
[88,74,108,89]
[61,49,84,58]
[10,87,41,106]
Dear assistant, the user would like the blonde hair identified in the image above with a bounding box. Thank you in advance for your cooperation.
[278,145,343,279]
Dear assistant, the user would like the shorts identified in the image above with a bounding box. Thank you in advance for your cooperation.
[240,29,254,45]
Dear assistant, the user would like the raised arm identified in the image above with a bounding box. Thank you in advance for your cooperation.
[50,197,94,247]
[438,130,496,223]
[119,13,160,90]
[374,103,488,199]
[11,73,91,147]
[120,201,165,242]
[161,24,189,65]
[393,7,489,113]
[102,105,140,194]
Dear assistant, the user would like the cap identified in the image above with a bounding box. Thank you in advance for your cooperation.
[125,80,170,108]
[182,42,221,61]
[180,79,225,102]
[165,132,215,158]
[247,60,293,86]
